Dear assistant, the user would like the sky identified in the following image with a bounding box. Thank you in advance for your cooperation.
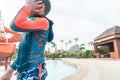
[0,0,120,49]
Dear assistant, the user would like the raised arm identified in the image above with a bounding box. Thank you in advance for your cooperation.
[10,6,49,32]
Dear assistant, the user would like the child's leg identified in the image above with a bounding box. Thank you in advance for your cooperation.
[0,67,14,80]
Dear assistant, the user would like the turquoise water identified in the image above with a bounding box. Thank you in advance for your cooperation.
[46,60,77,80]
[1,60,77,80]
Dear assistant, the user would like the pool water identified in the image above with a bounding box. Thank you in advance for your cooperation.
[46,60,77,80]
[0,60,77,80]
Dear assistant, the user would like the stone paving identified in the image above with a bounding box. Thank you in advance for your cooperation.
[62,58,120,80]
[1,58,120,80]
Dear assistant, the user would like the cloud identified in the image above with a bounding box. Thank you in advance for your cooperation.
[0,0,25,26]
[1,0,120,49]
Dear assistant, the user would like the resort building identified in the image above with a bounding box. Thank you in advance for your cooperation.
[93,26,120,58]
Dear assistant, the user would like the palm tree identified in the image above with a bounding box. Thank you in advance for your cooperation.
[47,42,51,53]
[74,38,79,52]
[79,43,85,52]
[60,39,64,51]
[88,41,93,50]
[50,42,57,52]
[65,42,68,50]
[68,40,72,45]
[60,39,64,43]
[68,40,72,49]
[74,37,79,44]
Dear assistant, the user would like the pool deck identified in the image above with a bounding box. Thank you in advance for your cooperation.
[1,58,120,80]
[62,58,120,80]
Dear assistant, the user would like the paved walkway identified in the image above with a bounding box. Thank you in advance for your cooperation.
[1,58,120,80]
[62,58,120,80]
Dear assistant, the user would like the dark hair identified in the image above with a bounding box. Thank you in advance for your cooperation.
[42,0,51,15]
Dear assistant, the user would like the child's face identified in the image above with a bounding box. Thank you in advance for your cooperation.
[30,3,45,16]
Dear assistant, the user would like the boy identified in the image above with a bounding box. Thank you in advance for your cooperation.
[0,0,54,80]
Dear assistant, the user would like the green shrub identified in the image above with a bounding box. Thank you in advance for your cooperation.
[45,50,94,58]
[97,45,110,54]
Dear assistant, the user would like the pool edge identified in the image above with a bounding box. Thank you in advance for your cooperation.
[61,58,89,80]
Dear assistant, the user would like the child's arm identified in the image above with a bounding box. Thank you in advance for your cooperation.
[10,6,49,32]
[48,20,54,42]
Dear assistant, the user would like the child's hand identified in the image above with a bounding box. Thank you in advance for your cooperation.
[26,0,43,13]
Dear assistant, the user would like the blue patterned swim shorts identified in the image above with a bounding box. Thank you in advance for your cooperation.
[17,63,47,80]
